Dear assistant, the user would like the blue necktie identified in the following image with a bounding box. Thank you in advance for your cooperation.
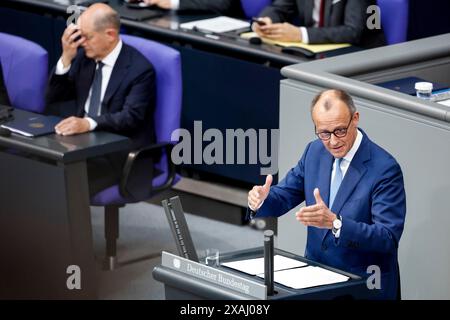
[329,158,343,209]
[88,61,104,118]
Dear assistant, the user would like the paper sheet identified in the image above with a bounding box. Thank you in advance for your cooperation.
[438,99,450,107]
[222,255,307,276]
[180,16,250,33]
[240,32,351,53]
[257,266,349,289]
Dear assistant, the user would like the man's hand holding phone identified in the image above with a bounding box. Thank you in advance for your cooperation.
[251,17,272,35]
[61,23,85,68]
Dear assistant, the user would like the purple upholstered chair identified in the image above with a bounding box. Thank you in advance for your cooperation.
[0,32,48,113]
[90,34,182,270]
[377,0,409,45]
[240,0,271,19]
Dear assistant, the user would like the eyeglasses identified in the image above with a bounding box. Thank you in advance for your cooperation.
[315,117,353,141]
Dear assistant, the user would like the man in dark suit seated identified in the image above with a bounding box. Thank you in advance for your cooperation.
[0,62,11,106]
[248,89,406,299]
[46,3,156,196]
[144,0,245,17]
[253,0,385,48]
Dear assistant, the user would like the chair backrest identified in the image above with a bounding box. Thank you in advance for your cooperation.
[377,0,409,45]
[121,34,182,144]
[0,32,48,112]
[240,0,272,19]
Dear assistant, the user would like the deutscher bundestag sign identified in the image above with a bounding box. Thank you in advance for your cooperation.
[161,251,267,299]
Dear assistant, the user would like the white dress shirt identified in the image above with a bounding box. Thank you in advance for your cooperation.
[330,129,363,181]
[299,0,322,44]
[55,40,123,130]
[170,0,180,10]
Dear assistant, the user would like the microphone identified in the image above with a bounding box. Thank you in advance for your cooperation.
[264,229,274,296]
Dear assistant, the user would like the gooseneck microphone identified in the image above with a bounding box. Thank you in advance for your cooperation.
[264,229,274,296]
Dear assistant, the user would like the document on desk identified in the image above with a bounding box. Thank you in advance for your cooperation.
[438,99,450,106]
[240,32,350,53]
[222,255,307,276]
[257,266,349,289]
[180,16,250,33]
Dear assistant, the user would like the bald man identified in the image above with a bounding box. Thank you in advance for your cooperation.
[46,4,156,195]
[248,89,406,299]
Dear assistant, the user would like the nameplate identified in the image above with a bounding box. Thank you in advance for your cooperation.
[161,251,267,300]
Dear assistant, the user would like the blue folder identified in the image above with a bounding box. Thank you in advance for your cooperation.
[1,114,62,137]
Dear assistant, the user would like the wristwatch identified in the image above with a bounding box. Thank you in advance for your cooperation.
[332,215,342,238]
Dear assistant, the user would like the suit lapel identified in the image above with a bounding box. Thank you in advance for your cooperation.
[102,45,131,110]
[320,132,371,244]
[331,134,370,215]
[77,58,96,116]
[317,150,334,207]
[302,0,315,26]
[316,148,333,241]
[324,0,333,27]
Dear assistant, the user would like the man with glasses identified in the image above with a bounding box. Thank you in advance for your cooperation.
[247,89,406,299]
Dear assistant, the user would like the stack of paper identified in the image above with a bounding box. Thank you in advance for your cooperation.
[240,32,350,53]
[180,16,250,33]
[222,255,307,276]
[258,265,350,289]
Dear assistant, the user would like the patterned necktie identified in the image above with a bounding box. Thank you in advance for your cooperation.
[329,157,343,208]
[88,61,104,118]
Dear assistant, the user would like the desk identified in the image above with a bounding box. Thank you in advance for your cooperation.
[153,247,372,300]
[0,0,357,186]
[0,109,131,299]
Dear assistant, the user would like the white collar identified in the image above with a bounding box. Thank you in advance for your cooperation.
[342,129,363,164]
[99,39,122,67]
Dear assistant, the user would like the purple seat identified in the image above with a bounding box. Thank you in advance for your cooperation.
[377,0,409,45]
[241,0,271,19]
[0,32,48,112]
[90,35,182,270]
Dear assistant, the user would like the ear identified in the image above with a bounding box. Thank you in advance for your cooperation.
[353,111,360,126]
[105,28,118,41]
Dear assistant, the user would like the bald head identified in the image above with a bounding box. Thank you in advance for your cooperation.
[76,3,121,61]
[310,89,356,117]
[79,3,120,33]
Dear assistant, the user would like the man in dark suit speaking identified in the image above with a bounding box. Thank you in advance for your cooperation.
[253,0,385,48]
[46,3,156,195]
[248,89,406,299]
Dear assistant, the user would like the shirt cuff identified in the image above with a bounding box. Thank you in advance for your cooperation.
[300,27,309,44]
[248,200,264,212]
[85,117,98,131]
[55,57,71,75]
[171,0,179,10]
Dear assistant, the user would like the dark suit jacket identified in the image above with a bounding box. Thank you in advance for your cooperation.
[0,61,11,106]
[254,130,406,299]
[46,43,156,149]
[260,0,385,48]
[179,0,245,18]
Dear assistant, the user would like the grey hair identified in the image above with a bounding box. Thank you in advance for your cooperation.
[93,9,120,32]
